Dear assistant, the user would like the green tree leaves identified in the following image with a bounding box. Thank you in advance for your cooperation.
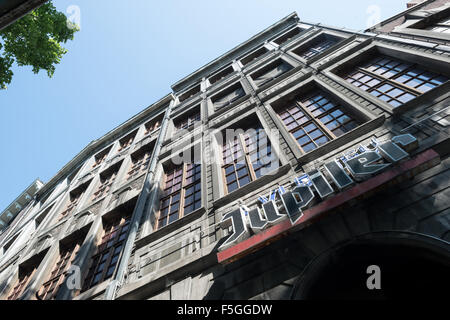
[0,1,78,89]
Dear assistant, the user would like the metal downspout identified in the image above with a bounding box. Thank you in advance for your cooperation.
[104,96,175,300]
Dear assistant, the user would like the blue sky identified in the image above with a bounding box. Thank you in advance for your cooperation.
[0,0,407,211]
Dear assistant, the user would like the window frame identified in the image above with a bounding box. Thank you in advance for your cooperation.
[210,82,247,113]
[404,8,450,40]
[82,214,131,291]
[178,84,201,103]
[7,266,36,300]
[6,251,47,300]
[290,32,343,62]
[220,120,278,195]
[208,65,235,86]
[265,75,382,161]
[240,46,270,67]
[58,186,87,221]
[92,147,112,169]
[156,162,202,230]
[272,26,305,46]
[144,115,163,135]
[425,15,450,34]
[326,43,450,114]
[173,107,201,132]
[91,164,121,203]
[37,237,83,300]
[249,57,294,89]
[275,88,361,154]
[342,54,448,108]
[127,145,153,181]
[117,130,138,153]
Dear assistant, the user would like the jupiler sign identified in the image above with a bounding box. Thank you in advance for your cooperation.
[219,134,418,249]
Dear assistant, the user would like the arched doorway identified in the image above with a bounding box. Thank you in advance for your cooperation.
[292,232,449,299]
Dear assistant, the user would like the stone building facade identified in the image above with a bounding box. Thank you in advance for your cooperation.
[0,0,449,300]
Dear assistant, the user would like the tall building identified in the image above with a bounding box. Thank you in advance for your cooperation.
[0,0,449,300]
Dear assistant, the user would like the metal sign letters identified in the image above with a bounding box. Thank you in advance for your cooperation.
[219,134,418,249]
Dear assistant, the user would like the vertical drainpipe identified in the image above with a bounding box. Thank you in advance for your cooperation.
[104,95,175,300]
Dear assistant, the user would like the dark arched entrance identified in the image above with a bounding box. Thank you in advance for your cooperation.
[292,232,449,299]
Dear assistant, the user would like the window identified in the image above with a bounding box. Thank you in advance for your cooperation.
[92,165,120,202]
[222,122,278,194]
[174,109,201,131]
[59,185,87,221]
[37,237,83,300]
[92,147,111,169]
[293,34,340,60]
[82,214,130,291]
[425,16,450,34]
[209,66,234,85]
[212,84,245,110]
[144,116,163,135]
[117,131,137,152]
[251,59,293,87]
[179,85,201,103]
[6,251,46,300]
[273,27,303,45]
[277,89,360,153]
[343,54,449,107]
[241,47,269,66]
[7,266,36,300]
[127,145,153,180]
[157,163,201,229]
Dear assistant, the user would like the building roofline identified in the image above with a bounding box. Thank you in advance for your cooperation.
[365,0,435,32]
[298,20,369,35]
[171,12,300,93]
[0,178,43,227]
